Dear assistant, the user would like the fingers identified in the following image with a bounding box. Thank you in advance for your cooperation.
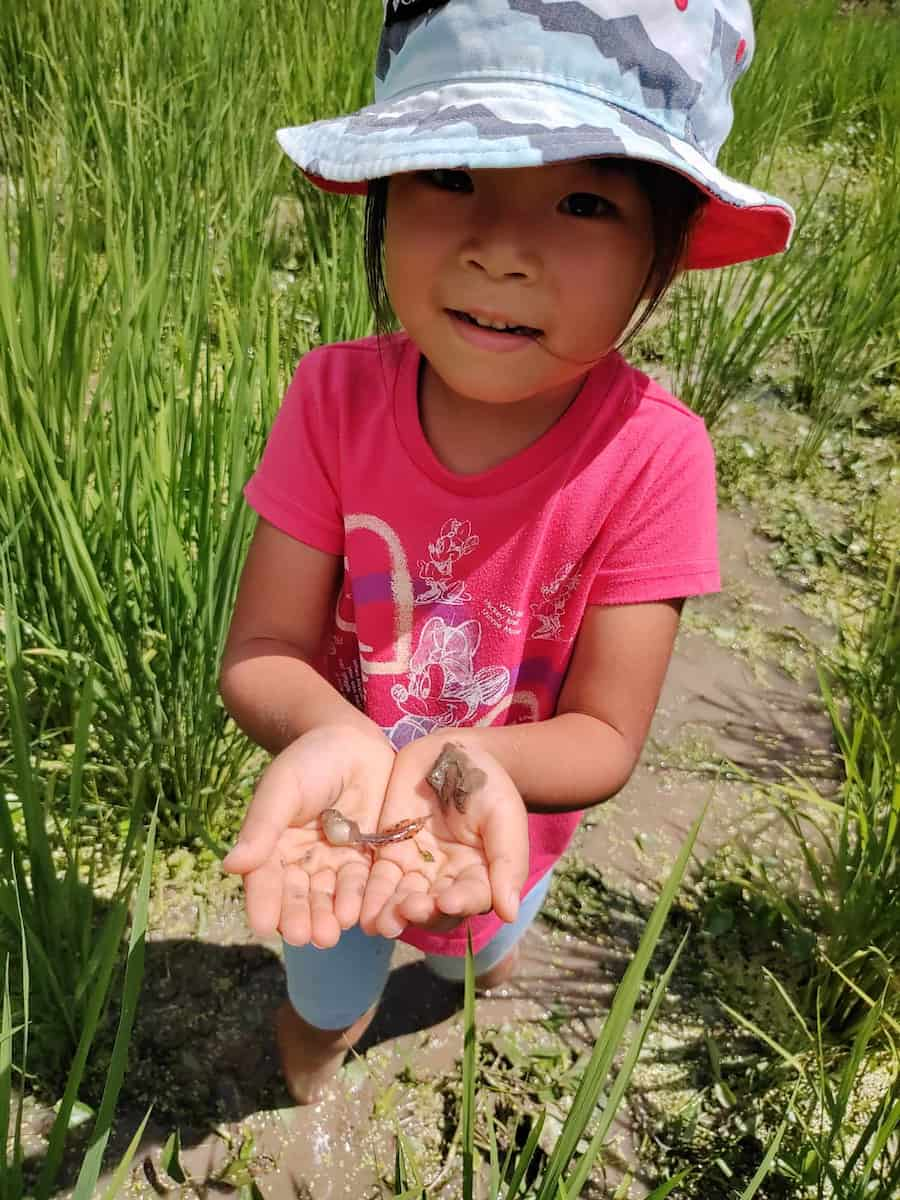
[243,853,351,949]
[377,873,431,938]
[307,867,342,949]
[242,855,285,937]
[333,859,370,930]
[361,858,446,939]
[359,858,405,935]
[221,756,309,875]
[397,878,450,926]
[480,801,530,923]
[279,863,311,946]
[280,864,343,949]
[388,867,493,931]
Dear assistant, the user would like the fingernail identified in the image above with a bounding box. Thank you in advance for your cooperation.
[507,891,520,919]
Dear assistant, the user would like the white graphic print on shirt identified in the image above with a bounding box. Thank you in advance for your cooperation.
[336,511,551,748]
[416,517,479,605]
[529,561,581,642]
[387,614,510,747]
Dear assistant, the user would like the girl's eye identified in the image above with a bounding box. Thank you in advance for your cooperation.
[419,168,473,193]
[559,192,616,219]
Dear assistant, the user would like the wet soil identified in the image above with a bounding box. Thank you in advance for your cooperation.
[29,508,838,1199]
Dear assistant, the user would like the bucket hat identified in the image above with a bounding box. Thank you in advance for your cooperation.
[277,0,795,270]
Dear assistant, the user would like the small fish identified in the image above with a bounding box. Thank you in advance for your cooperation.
[320,807,429,848]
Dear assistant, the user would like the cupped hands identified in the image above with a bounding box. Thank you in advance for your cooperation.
[222,725,530,949]
[221,723,395,949]
[359,732,530,939]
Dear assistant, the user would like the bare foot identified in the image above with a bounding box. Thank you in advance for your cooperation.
[275,999,378,1105]
[475,943,520,992]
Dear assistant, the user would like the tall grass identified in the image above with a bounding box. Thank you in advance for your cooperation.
[0,0,379,839]
[0,168,273,839]
[666,155,900,439]
[744,558,899,1035]
[790,162,900,470]
[731,0,900,162]
[3,0,897,832]
[1,552,155,1200]
[724,979,900,1198]
[662,0,900,443]
[385,805,807,1197]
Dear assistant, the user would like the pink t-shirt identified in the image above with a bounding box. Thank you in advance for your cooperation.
[245,332,720,954]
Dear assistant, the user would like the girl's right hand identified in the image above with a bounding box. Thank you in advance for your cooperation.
[221,724,395,949]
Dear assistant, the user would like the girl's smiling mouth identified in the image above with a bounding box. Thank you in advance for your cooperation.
[447,308,543,351]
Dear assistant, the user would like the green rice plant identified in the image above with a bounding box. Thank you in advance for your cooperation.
[721,14,803,185]
[390,804,784,1197]
[0,153,272,840]
[723,978,900,1199]
[791,166,900,472]
[725,731,897,1038]
[666,0,900,436]
[746,0,900,154]
[0,0,377,187]
[715,557,899,1039]
[1,550,155,1200]
[0,0,383,843]
[667,142,899,439]
[663,180,820,426]
[300,191,375,346]
[825,556,899,785]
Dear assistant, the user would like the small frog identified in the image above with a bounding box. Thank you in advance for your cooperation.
[426,742,487,813]
[320,807,429,848]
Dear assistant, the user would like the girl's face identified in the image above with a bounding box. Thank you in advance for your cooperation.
[384,162,656,413]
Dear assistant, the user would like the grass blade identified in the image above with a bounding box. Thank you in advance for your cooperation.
[563,932,690,1196]
[97,1106,153,1200]
[534,803,707,1200]
[502,1110,546,1200]
[737,1091,796,1199]
[641,1168,693,1199]
[461,924,477,1200]
[68,806,157,1200]
[0,954,22,1200]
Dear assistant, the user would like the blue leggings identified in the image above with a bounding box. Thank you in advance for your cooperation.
[283,871,553,1030]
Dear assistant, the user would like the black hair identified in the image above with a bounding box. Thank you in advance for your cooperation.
[363,176,393,335]
[625,160,707,342]
[362,160,706,347]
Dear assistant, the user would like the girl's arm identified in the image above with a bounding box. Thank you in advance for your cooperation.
[219,517,382,752]
[220,517,399,946]
[453,599,683,813]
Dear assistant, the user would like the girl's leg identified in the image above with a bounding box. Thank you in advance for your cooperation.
[424,870,554,986]
[278,924,394,1103]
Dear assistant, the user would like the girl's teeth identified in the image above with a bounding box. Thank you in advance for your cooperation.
[460,311,531,333]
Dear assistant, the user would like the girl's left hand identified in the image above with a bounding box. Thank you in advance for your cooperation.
[359,733,530,939]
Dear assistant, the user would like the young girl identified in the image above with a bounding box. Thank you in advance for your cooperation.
[221,0,794,1103]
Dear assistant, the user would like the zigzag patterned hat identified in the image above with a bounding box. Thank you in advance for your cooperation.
[278,0,795,270]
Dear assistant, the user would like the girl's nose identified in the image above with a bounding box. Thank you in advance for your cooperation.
[459,214,540,282]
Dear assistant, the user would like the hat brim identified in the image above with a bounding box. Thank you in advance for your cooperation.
[277,79,794,271]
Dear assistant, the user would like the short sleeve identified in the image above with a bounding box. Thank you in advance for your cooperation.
[243,351,344,555]
[588,419,720,605]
